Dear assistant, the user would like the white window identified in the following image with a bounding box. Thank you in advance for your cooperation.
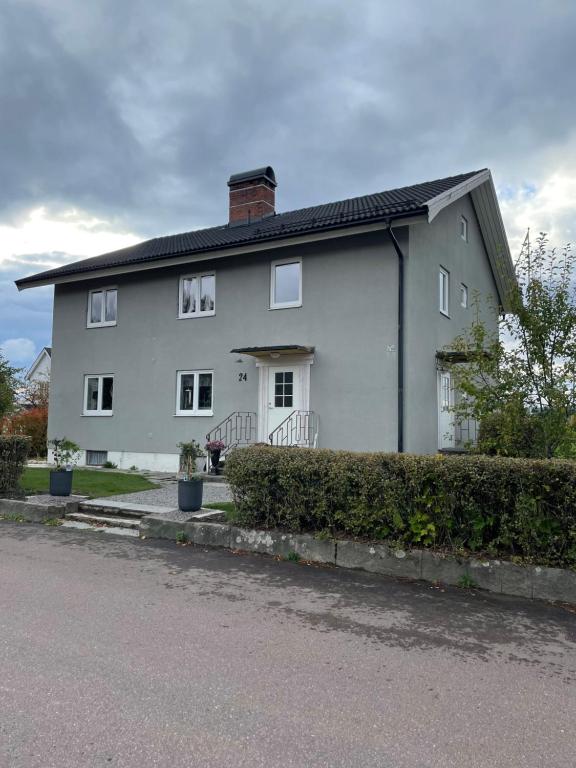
[87,288,117,327]
[439,267,450,316]
[176,370,213,416]
[84,375,114,416]
[270,258,302,309]
[179,273,216,318]
[460,215,468,242]
[460,283,468,308]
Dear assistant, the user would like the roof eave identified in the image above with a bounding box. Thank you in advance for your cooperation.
[425,170,516,313]
[15,210,426,291]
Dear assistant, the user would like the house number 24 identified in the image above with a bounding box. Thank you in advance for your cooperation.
[238,372,247,382]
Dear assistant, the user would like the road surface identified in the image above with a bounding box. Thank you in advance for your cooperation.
[1,522,575,767]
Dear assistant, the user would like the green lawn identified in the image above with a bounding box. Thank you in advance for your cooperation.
[22,468,159,498]
[203,501,237,522]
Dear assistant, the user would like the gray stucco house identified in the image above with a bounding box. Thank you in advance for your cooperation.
[17,166,514,471]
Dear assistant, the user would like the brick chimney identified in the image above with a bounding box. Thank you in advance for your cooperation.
[227,166,277,225]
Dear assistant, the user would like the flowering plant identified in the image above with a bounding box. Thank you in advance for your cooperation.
[205,440,225,452]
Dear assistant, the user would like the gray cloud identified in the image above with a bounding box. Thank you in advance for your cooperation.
[2,0,575,235]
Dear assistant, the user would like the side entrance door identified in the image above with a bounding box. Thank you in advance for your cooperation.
[267,367,301,442]
[438,370,455,449]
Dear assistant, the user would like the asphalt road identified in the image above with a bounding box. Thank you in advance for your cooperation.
[1,523,575,768]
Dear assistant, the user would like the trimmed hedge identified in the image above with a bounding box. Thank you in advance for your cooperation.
[226,446,576,568]
[0,435,30,499]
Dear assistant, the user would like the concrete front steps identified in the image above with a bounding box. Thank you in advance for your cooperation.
[62,500,149,537]
[61,499,225,537]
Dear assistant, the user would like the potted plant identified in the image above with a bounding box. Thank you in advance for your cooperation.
[178,440,204,512]
[205,439,226,475]
[49,438,81,496]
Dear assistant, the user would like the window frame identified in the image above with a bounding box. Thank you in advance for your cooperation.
[178,272,216,319]
[439,267,450,317]
[460,283,468,308]
[87,287,118,328]
[175,370,214,416]
[270,257,302,310]
[83,374,114,416]
[460,215,468,242]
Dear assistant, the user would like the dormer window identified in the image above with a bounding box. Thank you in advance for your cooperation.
[87,288,117,327]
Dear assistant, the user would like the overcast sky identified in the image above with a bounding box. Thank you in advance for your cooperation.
[1,0,575,368]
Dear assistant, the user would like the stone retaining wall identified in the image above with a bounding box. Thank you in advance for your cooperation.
[140,516,576,605]
[0,497,77,523]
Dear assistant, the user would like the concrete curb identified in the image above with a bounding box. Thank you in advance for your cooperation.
[139,516,576,605]
[0,497,77,523]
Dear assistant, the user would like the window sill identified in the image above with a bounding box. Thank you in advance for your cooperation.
[83,412,114,417]
[87,322,117,328]
[439,310,450,318]
[174,411,213,417]
[269,302,302,311]
[177,312,215,320]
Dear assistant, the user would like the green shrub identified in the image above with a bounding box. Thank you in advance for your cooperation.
[0,435,31,499]
[226,446,576,568]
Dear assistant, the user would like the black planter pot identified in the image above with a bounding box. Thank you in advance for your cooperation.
[210,449,222,475]
[49,469,73,497]
[178,478,204,512]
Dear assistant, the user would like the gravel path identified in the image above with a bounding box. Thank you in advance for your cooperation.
[103,480,232,507]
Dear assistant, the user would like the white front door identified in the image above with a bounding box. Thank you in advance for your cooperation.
[267,367,300,438]
[438,371,455,449]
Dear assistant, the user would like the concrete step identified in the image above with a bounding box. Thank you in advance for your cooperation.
[187,509,226,522]
[61,520,139,537]
[79,499,177,517]
[66,512,140,530]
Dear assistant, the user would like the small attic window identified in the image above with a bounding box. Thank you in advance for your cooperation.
[460,215,468,242]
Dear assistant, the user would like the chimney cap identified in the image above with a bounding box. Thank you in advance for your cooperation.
[228,166,276,188]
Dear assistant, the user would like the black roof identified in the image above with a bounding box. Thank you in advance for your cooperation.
[16,170,482,288]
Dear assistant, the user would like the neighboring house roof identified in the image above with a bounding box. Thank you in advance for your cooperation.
[15,168,515,309]
[25,346,52,381]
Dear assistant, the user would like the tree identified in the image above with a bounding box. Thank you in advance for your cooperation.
[19,378,49,410]
[0,352,19,420]
[449,233,576,459]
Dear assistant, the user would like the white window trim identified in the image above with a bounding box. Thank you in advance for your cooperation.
[270,257,302,310]
[439,267,450,317]
[175,370,214,416]
[178,272,216,319]
[460,215,468,242]
[87,287,117,328]
[83,374,114,416]
[460,283,468,308]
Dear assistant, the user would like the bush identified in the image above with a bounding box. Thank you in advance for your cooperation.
[0,435,31,498]
[1,407,48,458]
[226,446,576,568]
